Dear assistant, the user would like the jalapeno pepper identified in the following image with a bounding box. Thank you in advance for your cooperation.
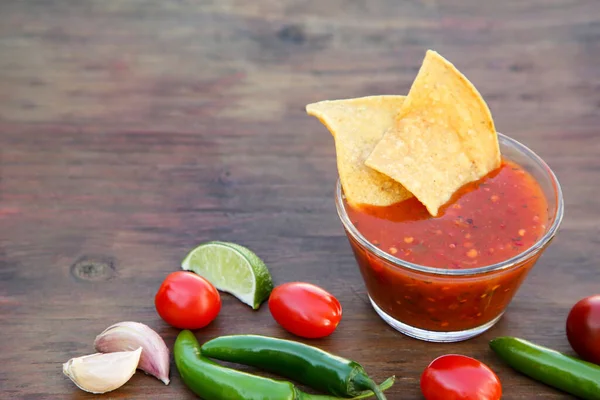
[490,336,600,400]
[175,330,394,400]
[200,334,389,399]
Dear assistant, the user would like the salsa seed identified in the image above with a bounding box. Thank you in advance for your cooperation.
[518,229,526,236]
[491,194,499,202]
[464,242,474,248]
[448,303,459,310]
[503,288,510,292]
[435,230,442,235]
[492,285,501,291]
[481,293,488,299]
[441,286,450,291]
[449,243,456,249]
[459,299,468,303]
[476,312,482,317]
[488,248,495,254]
[454,217,469,228]
[452,203,462,209]
[465,233,471,239]
[372,239,380,246]
[533,215,540,222]
[427,297,436,303]
[440,321,449,327]
[389,247,398,254]
[404,249,412,256]
[466,249,478,258]
[404,236,414,244]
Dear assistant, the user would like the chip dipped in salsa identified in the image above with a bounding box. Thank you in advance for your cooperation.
[308,50,563,340]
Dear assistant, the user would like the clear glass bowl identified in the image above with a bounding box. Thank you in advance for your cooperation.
[335,133,564,342]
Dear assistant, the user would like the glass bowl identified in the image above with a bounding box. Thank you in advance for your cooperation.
[335,133,564,342]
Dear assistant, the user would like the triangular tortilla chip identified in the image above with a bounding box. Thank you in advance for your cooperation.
[399,50,500,175]
[306,96,413,207]
[365,50,500,216]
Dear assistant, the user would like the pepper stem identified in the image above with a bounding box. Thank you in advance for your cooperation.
[295,376,394,400]
[352,374,387,400]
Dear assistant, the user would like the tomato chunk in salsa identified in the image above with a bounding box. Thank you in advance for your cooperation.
[344,159,550,332]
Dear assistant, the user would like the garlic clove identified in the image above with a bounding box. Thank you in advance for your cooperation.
[62,347,142,394]
[94,321,170,385]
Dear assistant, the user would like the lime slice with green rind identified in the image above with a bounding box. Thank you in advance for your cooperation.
[181,241,274,309]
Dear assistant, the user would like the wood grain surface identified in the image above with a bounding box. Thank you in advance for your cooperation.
[1,0,600,399]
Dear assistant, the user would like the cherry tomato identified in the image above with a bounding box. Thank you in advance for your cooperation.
[155,271,221,329]
[268,282,342,339]
[567,294,600,364]
[421,354,502,400]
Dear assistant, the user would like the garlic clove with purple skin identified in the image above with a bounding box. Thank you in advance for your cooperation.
[94,321,170,385]
[62,347,142,394]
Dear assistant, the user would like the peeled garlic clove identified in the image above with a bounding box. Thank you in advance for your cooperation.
[62,347,142,394]
[94,321,170,385]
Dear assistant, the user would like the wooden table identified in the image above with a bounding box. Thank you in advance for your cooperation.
[1,1,599,398]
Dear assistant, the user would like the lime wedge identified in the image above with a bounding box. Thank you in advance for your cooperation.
[181,241,274,310]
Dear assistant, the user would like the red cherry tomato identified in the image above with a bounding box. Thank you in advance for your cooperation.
[268,282,342,339]
[155,271,221,329]
[567,295,600,364]
[421,354,502,400]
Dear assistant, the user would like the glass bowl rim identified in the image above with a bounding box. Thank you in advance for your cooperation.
[335,132,564,276]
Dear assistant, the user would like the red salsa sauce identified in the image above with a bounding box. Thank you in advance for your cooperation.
[345,159,550,332]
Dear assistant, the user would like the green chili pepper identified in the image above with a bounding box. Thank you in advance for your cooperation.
[200,334,390,400]
[490,336,600,400]
[175,330,394,400]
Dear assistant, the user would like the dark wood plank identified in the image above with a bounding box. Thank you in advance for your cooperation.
[1,0,599,398]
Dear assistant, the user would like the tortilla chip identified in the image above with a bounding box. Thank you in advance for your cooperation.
[399,50,500,175]
[365,50,500,216]
[306,96,413,207]
[365,114,479,216]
